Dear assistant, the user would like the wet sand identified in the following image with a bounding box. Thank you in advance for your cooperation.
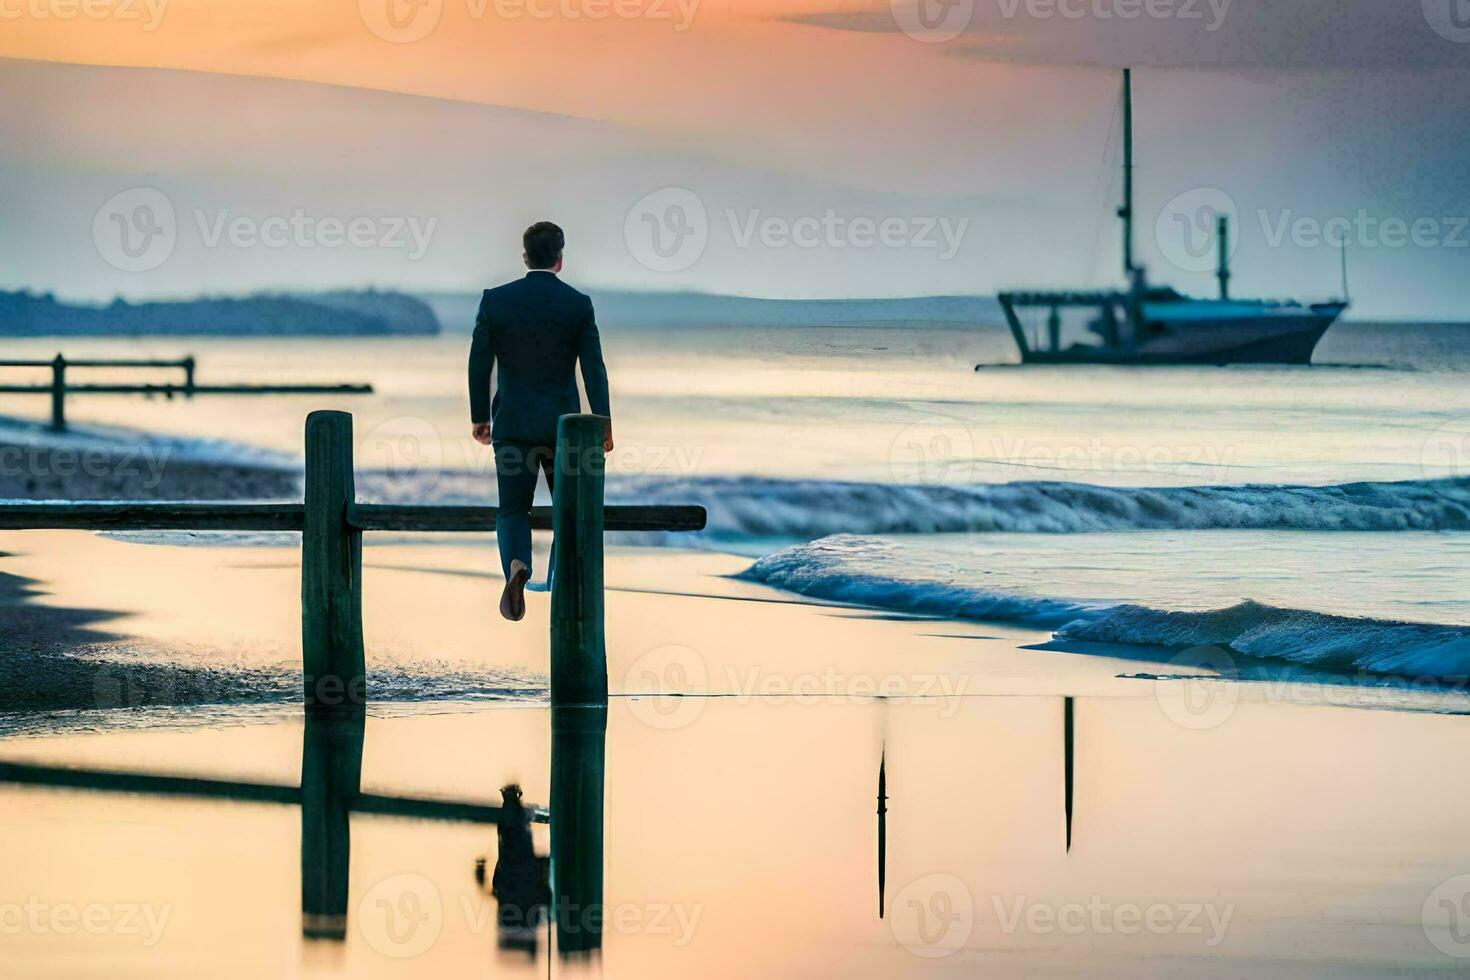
[2,533,1470,975]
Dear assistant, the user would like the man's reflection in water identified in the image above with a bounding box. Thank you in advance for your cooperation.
[477,783,551,956]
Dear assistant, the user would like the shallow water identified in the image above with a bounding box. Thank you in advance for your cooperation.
[2,321,1467,680]
[6,698,1470,977]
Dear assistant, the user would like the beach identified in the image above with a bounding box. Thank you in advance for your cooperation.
[1,322,1469,974]
[4,533,1470,976]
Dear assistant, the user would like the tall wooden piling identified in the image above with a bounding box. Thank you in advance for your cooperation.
[550,415,609,706]
[301,410,366,711]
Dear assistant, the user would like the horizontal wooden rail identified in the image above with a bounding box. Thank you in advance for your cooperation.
[0,383,373,395]
[347,503,707,533]
[0,502,305,531]
[0,354,371,432]
[0,358,191,369]
[0,502,706,534]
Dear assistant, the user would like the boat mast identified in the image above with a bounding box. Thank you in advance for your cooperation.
[1119,68,1135,280]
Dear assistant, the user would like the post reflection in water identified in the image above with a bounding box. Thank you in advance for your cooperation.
[300,710,365,941]
[1064,696,1075,854]
[551,705,607,959]
[292,705,605,961]
[877,747,887,919]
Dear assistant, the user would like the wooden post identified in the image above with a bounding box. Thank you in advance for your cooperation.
[301,410,366,712]
[182,356,197,397]
[49,354,66,433]
[550,414,608,706]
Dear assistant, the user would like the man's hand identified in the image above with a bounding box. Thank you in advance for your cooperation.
[472,423,492,445]
[603,425,614,455]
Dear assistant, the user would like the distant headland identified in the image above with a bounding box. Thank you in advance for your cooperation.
[0,289,440,336]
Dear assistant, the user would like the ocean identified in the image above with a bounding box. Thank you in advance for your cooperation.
[2,318,1468,689]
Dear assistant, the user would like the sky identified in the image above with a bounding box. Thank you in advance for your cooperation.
[2,0,1468,318]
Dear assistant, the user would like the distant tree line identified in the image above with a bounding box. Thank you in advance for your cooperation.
[0,289,441,336]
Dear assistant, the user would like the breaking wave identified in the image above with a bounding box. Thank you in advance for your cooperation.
[743,536,1470,680]
[624,475,1470,542]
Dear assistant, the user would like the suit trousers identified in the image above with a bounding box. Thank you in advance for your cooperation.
[493,441,555,581]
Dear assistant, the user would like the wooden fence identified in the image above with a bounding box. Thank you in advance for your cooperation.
[0,355,373,432]
[0,409,707,707]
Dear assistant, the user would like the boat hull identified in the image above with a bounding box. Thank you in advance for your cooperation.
[1018,305,1344,366]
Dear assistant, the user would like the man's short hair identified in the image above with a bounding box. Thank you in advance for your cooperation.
[523,221,564,269]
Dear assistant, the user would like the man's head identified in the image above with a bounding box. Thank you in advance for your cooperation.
[523,221,564,272]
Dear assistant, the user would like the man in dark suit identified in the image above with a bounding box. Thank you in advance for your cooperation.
[468,221,612,621]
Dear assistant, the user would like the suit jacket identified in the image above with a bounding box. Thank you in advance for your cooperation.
[467,272,611,445]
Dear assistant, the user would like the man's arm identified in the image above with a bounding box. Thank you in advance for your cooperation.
[468,292,494,442]
[577,297,613,450]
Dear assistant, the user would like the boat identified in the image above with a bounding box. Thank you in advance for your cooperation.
[998,69,1348,366]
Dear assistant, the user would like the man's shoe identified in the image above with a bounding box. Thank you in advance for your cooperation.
[499,560,531,622]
